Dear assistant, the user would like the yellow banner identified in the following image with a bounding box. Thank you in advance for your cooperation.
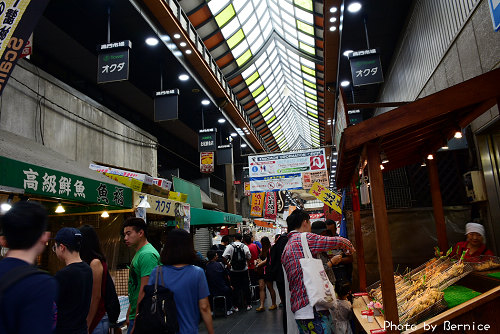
[105,173,143,192]
[168,191,188,202]
[250,192,265,217]
[309,182,342,214]
[133,192,187,217]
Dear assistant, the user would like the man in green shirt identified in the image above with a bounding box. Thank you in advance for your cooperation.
[123,217,160,334]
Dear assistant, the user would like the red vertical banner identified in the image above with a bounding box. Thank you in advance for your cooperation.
[264,192,277,220]
[200,152,214,173]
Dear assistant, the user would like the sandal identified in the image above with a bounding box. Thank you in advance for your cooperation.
[268,304,278,310]
[256,306,265,312]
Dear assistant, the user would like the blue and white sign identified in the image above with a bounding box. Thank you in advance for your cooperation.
[489,0,500,31]
[250,173,303,193]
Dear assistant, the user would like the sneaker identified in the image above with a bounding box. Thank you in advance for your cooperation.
[246,305,253,311]
[226,310,234,316]
[231,306,239,312]
[268,304,278,310]
[256,306,265,312]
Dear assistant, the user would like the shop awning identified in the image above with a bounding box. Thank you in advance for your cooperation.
[336,68,500,188]
[0,130,132,208]
[190,207,242,227]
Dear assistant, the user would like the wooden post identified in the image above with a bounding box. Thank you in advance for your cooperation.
[351,179,366,291]
[427,157,448,252]
[366,143,399,332]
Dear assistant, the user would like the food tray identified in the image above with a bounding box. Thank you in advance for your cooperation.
[430,262,474,291]
[400,297,447,326]
[467,255,500,271]
[409,258,452,281]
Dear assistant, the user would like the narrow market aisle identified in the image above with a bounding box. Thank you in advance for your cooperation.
[199,288,284,333]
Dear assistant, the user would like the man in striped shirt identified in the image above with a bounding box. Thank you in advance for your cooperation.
[282,209,355,333]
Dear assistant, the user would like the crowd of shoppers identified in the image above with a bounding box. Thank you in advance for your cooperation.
[1,202,359,334]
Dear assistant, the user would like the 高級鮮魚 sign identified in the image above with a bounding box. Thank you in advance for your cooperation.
[250,173,302,193]
[248,148,326,178]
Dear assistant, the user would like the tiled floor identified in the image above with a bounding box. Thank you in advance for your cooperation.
[199,287,284,333]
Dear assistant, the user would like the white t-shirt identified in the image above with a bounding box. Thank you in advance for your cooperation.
[222,241,251,272]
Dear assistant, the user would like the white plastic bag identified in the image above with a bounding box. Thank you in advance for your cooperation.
[299,233,337,309]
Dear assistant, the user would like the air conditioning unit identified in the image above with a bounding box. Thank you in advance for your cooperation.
[463,171,487,202]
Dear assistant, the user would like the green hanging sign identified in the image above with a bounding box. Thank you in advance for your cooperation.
[0,156,132,208]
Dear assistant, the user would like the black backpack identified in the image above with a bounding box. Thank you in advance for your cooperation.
[0,265,46,302]
[103,267,120,326]
[230,243,247,271]
[134,266,178,334]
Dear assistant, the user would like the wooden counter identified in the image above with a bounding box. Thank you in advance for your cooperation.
[353,295,385,333]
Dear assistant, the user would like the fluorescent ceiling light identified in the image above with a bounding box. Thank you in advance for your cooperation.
[340,80,350,87]
[179,42,187,47]
[218,118,226,123]
[145,37,159,46]
[330,7,338,13]
[347,2,362,13]
[343,50,353,57]
[173,33,181,39]
[329,26,337,31]
[178,74,189,81]
[201,99,210,105]
[329,17,337,23]
[185,49,192,54]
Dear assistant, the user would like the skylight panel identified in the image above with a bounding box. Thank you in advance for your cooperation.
[302,72,316,83]
[296,20,314,35]
[245,71,260,86]
[304,85,316,95]
[257,97,269,109]
[266,116,277,125]
[252,85,265,98]
[281,10,295,28]
[295,7,314,23]
[255,54,266,68]
[262,106,273,118]
[221,18,240,37]
[299,41,315,55]
[262,20,273,39]
[285,33,298,46]
[243,14,258,35]
[215,4,236,28]
[236,49,252,66]
[242,64,257,79]
[233,0,247,12]
[208,0,229,14]
[248,80,262,93]
[303,79,316,89]
[301,65,315,76]
[250,35,264,53]
[227,29,245,49]
[305,92,317,100]
[246,27,260,45]
[232,41,249,58]
[256,1,266,18]
[281,0,295,15]
[298,31,315,46]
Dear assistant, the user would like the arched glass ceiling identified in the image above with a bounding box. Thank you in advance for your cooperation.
[205,0,324,151]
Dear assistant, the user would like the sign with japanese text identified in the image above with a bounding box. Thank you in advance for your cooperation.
[167,191,188,202]
[264,192,277,220]
[217,145,233,165]
[0,0,50,96]
[89,163,153,185]
[154,89,179,121]
[19,32,31,58]
[248,149,326,178]
[133,192,185,217]
[302,170,329,190]
[198,128,217,152]
[276,191,285,213]
[97,40,131,84]
[250,192,264,217]
[349,49,384,86]
[0,156,132,208]
[250,173,302,193]
[244,182,251,196]
[200,152,214,173]
[309,182,342,214]
[334,88,349,152]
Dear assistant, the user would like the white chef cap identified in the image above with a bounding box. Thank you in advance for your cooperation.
[465,223,486,240]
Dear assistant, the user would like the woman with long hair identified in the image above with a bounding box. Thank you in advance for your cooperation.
[148,228,214,334]
[78,224,108,334]
[255,236,277,312]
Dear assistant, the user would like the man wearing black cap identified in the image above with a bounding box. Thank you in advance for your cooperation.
[54,227,93,334]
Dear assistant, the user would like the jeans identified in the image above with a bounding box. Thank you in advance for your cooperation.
[92,314,109,334]
[127,319,134,334]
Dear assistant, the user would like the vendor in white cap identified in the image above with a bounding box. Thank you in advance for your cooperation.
[452,222,493,260]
